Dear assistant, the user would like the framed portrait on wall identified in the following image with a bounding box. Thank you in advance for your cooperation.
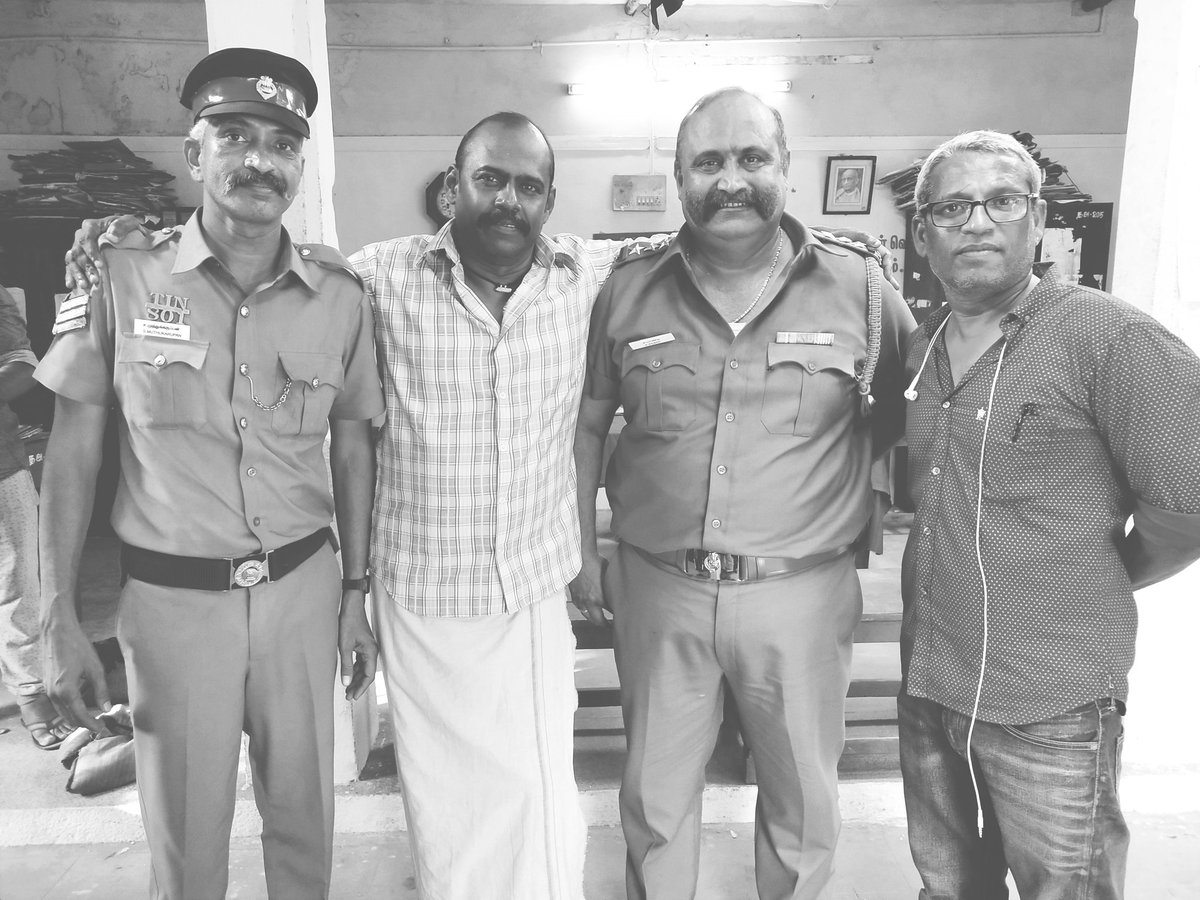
[822,155,876,215]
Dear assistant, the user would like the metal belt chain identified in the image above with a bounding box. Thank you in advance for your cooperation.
[242,371,292,411]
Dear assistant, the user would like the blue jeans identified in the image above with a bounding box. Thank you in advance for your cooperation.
[898,693,1128,900]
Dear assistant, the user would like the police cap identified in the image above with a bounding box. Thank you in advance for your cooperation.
[180,47,318,139]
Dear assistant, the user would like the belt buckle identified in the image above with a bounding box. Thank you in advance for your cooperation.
[703,551,722,581]
[232,555,269,588]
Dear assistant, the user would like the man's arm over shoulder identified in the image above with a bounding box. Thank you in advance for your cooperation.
[1096,316,1200,588]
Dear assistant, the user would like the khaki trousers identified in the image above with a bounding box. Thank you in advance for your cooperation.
[373,582,587,900]
[608,542,861,900]
[118,543,339,900]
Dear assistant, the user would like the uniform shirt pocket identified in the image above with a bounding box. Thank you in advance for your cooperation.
[761,343,856,437]
[273,351,345,436]
[116,335,210,430]
[619,341,700,432]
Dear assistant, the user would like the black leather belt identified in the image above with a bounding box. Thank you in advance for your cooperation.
[121,528,332,592]
[641,545,849,583]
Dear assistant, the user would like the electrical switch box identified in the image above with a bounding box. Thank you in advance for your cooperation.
[612,174,666,211]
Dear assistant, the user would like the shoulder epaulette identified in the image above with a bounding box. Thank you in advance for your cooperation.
[614,233,674,267]
[99,225,180,252]
[811,229,887,270]
[51,288,92,336]
[297,243,364,288]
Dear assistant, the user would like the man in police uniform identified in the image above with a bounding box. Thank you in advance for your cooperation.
[572,88,915,900]
[37,48,384,899]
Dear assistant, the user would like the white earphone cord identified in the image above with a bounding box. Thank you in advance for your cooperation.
[966,338,1008,837]
[906,313,1004,836]
[904,315,951,402]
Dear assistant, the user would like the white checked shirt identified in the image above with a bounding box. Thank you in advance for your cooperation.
[352,225,621,616]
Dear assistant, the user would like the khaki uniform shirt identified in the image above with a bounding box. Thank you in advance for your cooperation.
[36,211,384,557]
[585,214,914,557]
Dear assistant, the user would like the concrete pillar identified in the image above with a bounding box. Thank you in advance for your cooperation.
[203,0,376,784]
[203,0,339,248]
[1112,0,1200,770]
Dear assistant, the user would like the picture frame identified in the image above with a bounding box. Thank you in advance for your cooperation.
[822,155,876,215]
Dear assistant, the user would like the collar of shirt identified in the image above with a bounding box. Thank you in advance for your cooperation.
[921,261,1058,345]
[637,213,848,285]
[420,220,582,279]
[169,210,317,292]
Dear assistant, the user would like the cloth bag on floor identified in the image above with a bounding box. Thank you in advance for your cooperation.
[59,704,136,795]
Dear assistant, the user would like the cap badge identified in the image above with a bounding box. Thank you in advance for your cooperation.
[255,76,278,100]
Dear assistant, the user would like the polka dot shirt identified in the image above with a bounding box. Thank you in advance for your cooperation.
[902,265,1200,724]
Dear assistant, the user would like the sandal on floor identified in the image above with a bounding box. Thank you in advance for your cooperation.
[18,693,74,751]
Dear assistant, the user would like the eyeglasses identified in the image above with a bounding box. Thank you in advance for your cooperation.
[919,193,1038,228]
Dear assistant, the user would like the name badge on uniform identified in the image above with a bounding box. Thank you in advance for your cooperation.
[51,292,90,335]
[629,332,675,350]
[133,318,192,341]
[775,331,834,345]
[135,291,193,341]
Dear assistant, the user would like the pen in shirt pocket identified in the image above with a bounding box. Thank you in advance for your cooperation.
[1011,401,1039,441]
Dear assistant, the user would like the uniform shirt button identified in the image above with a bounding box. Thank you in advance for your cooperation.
[239,417,248,429]
[807,362,818,373]
[729,359,739,369]
[247,466,257,477]
[252,517,261,526]
[239,305,250,318]
[922,526,931,535]
[300,247,311,256]
[724,411,735,422]
[931,466,941,475]
[941,401,951,409]
[711,518,722,528]
[239,363,249,375]
[152,354,166,368]
[716,465,727,475]
[311,377,320,388]
[651,359,662,369]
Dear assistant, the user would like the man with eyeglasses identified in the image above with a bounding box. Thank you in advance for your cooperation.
[898,129,1200,898]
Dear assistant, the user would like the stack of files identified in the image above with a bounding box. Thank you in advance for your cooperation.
[1,139,177,217]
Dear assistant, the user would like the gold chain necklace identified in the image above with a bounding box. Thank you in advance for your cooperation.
[688,229,784,323]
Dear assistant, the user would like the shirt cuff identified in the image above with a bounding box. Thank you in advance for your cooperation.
[0,349,37,368]
[1133,499,1200,549]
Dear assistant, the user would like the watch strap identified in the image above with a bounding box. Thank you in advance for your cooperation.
[342,576,370,594]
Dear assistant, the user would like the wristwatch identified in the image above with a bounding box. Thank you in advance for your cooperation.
[341,575,370,594]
